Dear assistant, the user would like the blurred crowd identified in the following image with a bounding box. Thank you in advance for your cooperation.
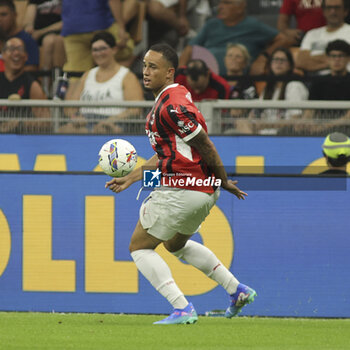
[1,0,350,135]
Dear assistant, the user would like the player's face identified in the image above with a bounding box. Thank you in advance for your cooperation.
[143,50,174,95]
[327,50,349,75]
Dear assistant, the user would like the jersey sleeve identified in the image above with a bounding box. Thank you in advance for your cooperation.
[161,94,203,142]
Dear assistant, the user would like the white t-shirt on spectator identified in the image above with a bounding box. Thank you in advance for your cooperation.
[258,81,309,134]
[300,23,350,72]
[80,65,129,116]
[260,81,309,119]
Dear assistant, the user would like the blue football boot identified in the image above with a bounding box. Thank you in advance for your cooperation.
[154,302,198,325]
[225,283,257,318]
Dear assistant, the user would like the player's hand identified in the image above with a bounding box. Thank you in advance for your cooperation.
[222,180,247,200]
[105,176,132,193]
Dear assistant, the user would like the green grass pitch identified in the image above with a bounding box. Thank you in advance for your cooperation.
[0,312,349,350]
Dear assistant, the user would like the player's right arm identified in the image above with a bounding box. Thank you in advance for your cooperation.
[105,153,158,193]
[187,129,247,200]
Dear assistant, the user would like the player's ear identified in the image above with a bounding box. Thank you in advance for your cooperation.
[167,67,175,79]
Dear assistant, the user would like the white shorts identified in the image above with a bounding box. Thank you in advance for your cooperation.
[139,187,220,241]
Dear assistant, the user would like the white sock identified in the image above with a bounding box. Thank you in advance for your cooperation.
[172,240,239,295]
[131,249,188,309]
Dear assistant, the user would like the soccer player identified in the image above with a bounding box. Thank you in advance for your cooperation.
[105,43,257,324]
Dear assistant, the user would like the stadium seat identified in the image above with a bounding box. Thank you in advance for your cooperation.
[192,45,220,75]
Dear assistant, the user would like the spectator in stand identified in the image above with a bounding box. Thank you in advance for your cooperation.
[277,0,326,46]
[175,59,231,101]
[224,43,257,100]
[60,31,143,134]
[306,40,350,134]
[296,0,350,74]
[22,0,66,71]
[250,47,309,135]
[0,37,48,133]
[179,0,292,76]
[147,0,190,39]
[309,39,350,100]
[61,0,133,80]
[0,0,39,71]
[222,43,257,134]
[320,132,350,175]
[146,0,211,48]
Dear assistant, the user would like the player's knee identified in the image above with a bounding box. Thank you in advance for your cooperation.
[171,247,185,259]
[163,240,185,254]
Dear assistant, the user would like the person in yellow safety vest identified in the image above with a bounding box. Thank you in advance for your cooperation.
[320,132,350,175]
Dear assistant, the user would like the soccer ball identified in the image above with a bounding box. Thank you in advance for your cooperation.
[98,139,137,177]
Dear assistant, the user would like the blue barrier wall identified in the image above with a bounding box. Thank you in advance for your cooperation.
[0,135,349,317]
[0,134,336,173]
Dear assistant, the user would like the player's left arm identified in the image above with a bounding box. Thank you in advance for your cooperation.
[186,129,247,199]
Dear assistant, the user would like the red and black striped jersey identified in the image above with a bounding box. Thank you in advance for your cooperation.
[145,84,216,193]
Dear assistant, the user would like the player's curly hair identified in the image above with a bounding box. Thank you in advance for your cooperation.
[149,43,178,70]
